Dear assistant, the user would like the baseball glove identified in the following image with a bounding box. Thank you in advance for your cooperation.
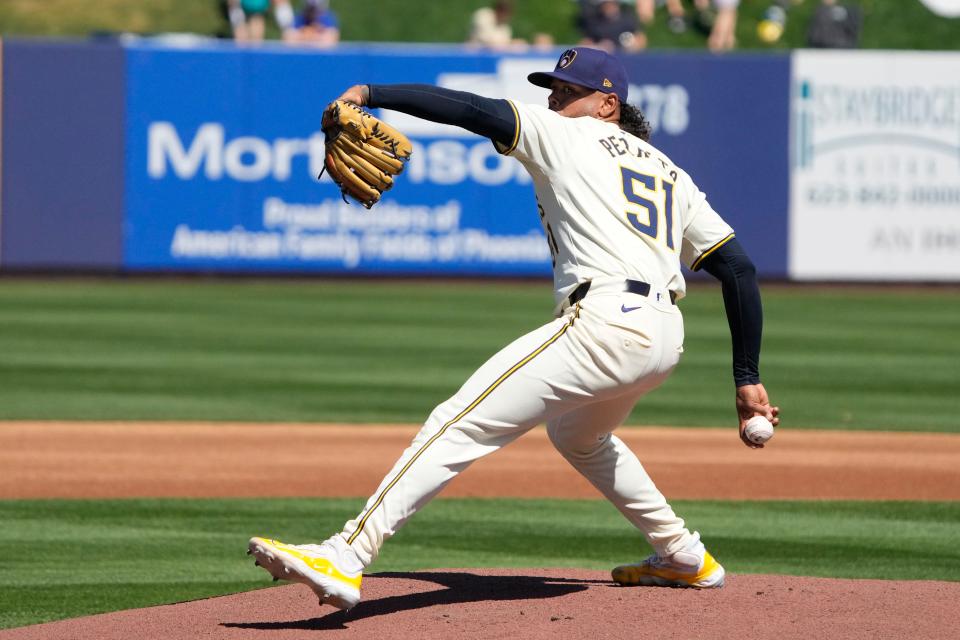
[320,100,413,209]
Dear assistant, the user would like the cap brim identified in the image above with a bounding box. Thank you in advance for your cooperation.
[527,70,598,92]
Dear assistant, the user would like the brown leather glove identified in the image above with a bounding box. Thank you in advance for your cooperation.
[320,100,413,209]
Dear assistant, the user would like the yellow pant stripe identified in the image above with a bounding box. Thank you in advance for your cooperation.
[347,307,579,545]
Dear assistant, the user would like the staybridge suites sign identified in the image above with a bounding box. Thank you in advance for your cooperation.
[790,51,960,281]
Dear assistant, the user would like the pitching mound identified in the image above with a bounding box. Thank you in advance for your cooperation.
[4,569,957,640]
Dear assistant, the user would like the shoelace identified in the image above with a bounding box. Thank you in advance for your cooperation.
[642,554,668,568]
[644,553,699,572]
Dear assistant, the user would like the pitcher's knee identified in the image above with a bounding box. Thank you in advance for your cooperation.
[547,424,611,457]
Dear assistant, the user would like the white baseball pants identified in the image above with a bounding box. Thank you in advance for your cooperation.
[341,281,699,566]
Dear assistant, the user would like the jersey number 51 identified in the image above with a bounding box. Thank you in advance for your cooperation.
[621,167,676,250]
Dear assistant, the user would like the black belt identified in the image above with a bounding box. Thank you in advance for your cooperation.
[567,280,677,306]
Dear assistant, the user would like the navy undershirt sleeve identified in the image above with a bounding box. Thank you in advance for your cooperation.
[367,84,517,148]
[697,238,763,386]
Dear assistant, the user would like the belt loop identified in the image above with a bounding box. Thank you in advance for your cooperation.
[567,281,592,307]
[624,280,652,297]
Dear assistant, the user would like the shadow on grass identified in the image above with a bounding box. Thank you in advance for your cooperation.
[221,571,612,631]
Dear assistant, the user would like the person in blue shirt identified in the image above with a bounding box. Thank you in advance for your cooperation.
[283,0,340,46]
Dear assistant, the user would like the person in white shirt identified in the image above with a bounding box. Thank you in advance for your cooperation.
[248,46,780,610]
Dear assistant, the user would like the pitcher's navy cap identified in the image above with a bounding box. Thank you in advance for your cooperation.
[528,47,628,102]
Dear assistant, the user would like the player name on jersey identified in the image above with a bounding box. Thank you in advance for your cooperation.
[598,135,680,182]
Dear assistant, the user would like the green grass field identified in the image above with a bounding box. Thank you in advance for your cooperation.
[0,279,957,431]
[1,278,958,630]
[2,497,958,629]
[1,0,959,51]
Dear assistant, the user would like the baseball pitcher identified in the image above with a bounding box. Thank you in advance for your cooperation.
[249,47,780,609]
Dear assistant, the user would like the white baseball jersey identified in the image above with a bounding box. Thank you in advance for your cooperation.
[500,101,734,308]
[337,99,731,580]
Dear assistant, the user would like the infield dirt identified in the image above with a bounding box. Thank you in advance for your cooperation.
[2,422,958,500]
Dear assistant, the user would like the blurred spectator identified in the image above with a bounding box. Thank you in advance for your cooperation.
[636,0,689,34]
[469,0,523,49]
[692,0,738,51]
[578,0,647,51]
[226,0,295,43]
[468,1,554,51]
[807,0,862,48]
[283,0,340,47]
[690,0,715,37]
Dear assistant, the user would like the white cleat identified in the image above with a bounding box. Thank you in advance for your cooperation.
[248,535,363,610]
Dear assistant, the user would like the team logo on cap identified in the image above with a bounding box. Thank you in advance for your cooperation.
[603,78,613,88]
[557,49,577,69]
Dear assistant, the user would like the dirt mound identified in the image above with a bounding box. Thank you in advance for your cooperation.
[4,569,957,640]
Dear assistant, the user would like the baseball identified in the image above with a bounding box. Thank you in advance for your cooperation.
[744,415,775,445]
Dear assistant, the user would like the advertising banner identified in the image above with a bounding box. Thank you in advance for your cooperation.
[124,44,789,276]
[125,44,550,275]
[790,50,960,280]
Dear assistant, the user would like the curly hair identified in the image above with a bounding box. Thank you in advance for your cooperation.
[618,103,651,142]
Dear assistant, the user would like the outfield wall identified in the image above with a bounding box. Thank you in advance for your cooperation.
[0,39,125,269]
[1,39,958,280]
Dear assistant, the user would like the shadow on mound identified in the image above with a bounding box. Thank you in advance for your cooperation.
[222,571,612,631]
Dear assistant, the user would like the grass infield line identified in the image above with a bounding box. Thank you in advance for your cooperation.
[0,280,957,431]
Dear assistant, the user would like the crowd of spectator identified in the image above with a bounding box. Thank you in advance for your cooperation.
[217,0,863,53]
[568,0,862,53]
[221,0,339,47]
